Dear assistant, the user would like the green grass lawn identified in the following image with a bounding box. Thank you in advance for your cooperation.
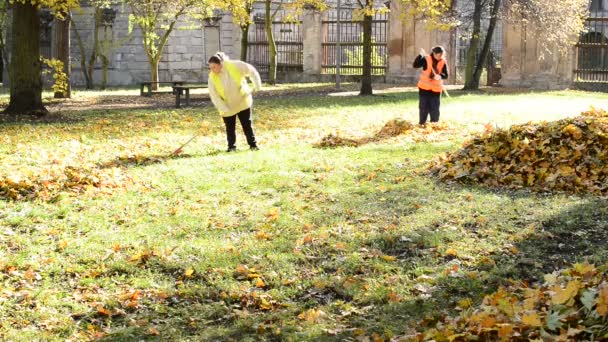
[1,85,608,341]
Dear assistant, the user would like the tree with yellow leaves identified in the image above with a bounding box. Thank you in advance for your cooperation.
[3,0,79,116]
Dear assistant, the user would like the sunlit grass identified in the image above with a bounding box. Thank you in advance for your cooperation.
[0,87,607,340]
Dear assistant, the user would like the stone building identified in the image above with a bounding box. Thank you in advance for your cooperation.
[7,0,604,89]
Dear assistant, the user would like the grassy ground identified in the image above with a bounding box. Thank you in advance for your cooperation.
[1,85,608,341]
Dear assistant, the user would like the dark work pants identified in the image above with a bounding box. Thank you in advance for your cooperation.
[222,108,257,149]
[418,89,441,125]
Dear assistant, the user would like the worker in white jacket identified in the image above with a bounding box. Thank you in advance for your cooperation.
[207,52,262,152]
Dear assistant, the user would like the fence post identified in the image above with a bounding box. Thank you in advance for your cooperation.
[303,7,322,78]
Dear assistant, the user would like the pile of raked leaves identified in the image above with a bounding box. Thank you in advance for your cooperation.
[430,108,608,196]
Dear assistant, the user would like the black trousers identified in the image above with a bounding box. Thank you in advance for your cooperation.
[222,108,257,149]
[418,89,441,124]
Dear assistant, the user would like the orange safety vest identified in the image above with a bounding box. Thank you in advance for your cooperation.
[417,55,446,93]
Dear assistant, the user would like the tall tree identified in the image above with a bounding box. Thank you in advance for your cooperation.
[462,0,483,90]
[359,0,375,95]
[3,0,79,116]
[4,3,45,115]
[224,0,255,61]
[52,14,72,98]
[461,0,587,90]
[0,1,9,83]
[127,0,195,90]
[265,0,278,84]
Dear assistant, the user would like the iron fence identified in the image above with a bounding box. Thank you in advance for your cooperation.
[321,9,388,75]
[246,12,303,78]
[575,8,608,82]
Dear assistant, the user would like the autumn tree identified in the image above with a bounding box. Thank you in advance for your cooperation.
[71,6,103,89]
[461,0,588,90]
[3,0,79,116]
[224,0,255,61]
[126,0,196,90]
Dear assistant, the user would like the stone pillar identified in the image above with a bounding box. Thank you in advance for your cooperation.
[302,8,322,75]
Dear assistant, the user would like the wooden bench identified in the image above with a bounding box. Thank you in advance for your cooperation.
[140,81,185,97]
[173,84,208,108]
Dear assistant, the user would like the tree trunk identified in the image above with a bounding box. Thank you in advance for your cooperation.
[4,3,47,115]
[240,24,249,61]
[265,0,277,85]
[472,0,502,88]
[359,8,373,96]
[86,8,102,90]
[101,55,109,90]
[149,56,160,89]
[53,15,71,98]
[463,0,482,90]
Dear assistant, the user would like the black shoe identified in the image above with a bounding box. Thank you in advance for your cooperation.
[226,147,237,152]
[250,146,259,151]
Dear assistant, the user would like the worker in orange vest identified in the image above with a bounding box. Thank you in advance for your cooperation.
[413,46,448,125]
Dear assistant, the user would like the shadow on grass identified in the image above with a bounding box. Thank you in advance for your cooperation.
[343,194,608,338]
[97,153,194,169]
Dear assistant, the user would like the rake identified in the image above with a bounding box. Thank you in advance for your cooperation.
[172,132,201,156]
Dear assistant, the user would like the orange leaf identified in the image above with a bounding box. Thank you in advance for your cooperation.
[265,207,280,221]
[255,278,265,288]
[302,235,314,245]
[255,231,272,240]
[147,327,160,336]
[97,306,111,317]
[112,243,122,252]
[597,283,608,317]
[387,291,402,303]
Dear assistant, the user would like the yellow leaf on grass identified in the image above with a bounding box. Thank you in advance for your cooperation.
[255,278,265,288]
[572,262,596,276]
[334,242,347,250]
[551,280,581,305]
[445,248,458,257]
[298,308,323,323]
[521,312,542,327]
[381,255,396,262]
[112,243,122,252]
[457,298,473,309]
[58,240,68,250]
[184,269,194,278]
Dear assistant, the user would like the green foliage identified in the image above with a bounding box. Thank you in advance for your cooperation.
[41,58,69,96]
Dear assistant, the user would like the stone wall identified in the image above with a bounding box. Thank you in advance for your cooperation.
[69,6,241,87]
[500,20,575,90]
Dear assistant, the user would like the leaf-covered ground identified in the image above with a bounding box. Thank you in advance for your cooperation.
[1,85,608,341]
